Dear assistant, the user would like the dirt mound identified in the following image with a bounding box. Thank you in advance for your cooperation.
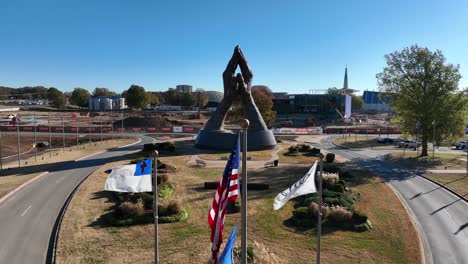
[113,115,173,128]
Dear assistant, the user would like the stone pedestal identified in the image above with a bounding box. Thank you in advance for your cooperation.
[195,129,276,151]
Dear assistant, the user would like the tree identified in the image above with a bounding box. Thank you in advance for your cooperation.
[47,87,67,109]
[180,92,196,107]
[122,85,148,109]
[146,92,160,107]
[377,45,467,156]
[70,88,91,108]
[228,85,276,127]
[93,87,117,97]
[351,95,364,112]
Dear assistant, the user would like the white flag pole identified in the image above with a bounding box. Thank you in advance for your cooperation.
[34,113,37,162]
[240,118,250,264]
[16,116,21,168]
[316,153,324,264]
[152,150,159,264]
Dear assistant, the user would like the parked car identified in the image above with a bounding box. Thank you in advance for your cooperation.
[455,141,468,150]
[378,138,394,144]
[398,140,420,148]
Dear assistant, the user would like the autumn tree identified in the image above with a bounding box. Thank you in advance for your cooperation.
[228,85,276,127]
[377,45,467,156]
[351,95,364,112]
[146,92,160,107]
[122,85,148,110]
[70,88,91,108]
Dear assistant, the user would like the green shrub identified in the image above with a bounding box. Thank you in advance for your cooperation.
[309,147,321,155]
[298,144,311,152]
[143,144,156,151]
[159,186,174,201]
[339,171,353,179]
[158,204,169,216]
[323,164,341,173]
[118,200,145,218]
[323,197,339,206]
[325,153,335,163]
[288,146,299,154]
[338,196,355,210]
[136,192,154,210]
[352,210,368,224]
[247,245,255,261]
[159,209,189,223]
[332,183,345,193]
[292,207,309,218]
[322,189,338,198]
[167,201,181,215]
[157,174,170,184]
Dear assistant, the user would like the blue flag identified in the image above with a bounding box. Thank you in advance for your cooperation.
[218,226,237,264]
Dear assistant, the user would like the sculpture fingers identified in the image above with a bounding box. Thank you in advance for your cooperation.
[236,73,250,95]
[237,48,253,84]
[223,46,240,80]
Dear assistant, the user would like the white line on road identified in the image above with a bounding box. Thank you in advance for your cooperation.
[21,205,32,216]
[75,150,106,161]
[56,177,65,184]
[118,138,142,148]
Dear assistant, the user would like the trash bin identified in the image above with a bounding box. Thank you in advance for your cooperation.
[273,159,279,166]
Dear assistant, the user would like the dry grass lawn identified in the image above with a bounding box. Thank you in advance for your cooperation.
[422,173,468,198]
[385,152,465,170]
[57,142,421,264]
[334,136,397,150]
[0,138,136,199]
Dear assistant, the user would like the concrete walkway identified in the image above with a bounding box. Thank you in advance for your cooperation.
[186,144,310,169]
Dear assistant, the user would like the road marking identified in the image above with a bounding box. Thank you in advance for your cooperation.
[21,205,32,216]
[75,150,106,161]
[56,177,65,184]
[118,138,142,148]
[0,171,49,205]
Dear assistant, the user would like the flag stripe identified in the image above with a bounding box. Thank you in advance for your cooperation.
[208,136,240,264]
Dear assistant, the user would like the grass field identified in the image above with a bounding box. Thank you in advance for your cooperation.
[422,173,468,198]
[56,141,421,264]
[334,136,397,150]
[384,152,465,170]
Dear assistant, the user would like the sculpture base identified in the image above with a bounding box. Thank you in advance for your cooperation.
[195,129,277,151]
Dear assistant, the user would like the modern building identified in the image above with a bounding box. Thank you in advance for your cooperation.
[176,85,192,93]
[362,90,392,112]
[88,96,127,111]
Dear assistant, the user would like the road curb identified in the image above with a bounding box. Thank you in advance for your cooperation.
[45,165,101,263]
[386,183,433,264]
[0,171,49,205]
[333,137,467,202]
[414,172,468,203]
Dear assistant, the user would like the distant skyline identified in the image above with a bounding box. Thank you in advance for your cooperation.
[1,0,468,95]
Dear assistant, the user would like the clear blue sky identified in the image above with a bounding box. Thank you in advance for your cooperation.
[1,0,467,95]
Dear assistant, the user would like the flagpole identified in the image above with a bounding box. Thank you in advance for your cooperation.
[239,118,250,264]
[16,116,21,168]
[76,116,79,150]
[100,111,103,144]
[34,113,37,163]
[316,153,324,264]
[62,115,65,152]
[0,125,3,170]
[88,114,91,145]
[152,150,159,264]
[48,111,52,158]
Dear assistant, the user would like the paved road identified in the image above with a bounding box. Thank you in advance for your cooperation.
[315,135,468,264]
[0,135,156,263]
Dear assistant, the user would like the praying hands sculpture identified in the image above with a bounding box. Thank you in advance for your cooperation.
[204,46,268,132]
[196,46,276,150]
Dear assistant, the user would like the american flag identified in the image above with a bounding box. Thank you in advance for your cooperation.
[208,135,240,263]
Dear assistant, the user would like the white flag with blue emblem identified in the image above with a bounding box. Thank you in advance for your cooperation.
[273,161,317,210]
[104,158,152,192]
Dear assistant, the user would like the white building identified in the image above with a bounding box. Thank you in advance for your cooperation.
[88,96,127,111]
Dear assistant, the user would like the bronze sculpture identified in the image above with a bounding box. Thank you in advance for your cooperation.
[195,46,276,150]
